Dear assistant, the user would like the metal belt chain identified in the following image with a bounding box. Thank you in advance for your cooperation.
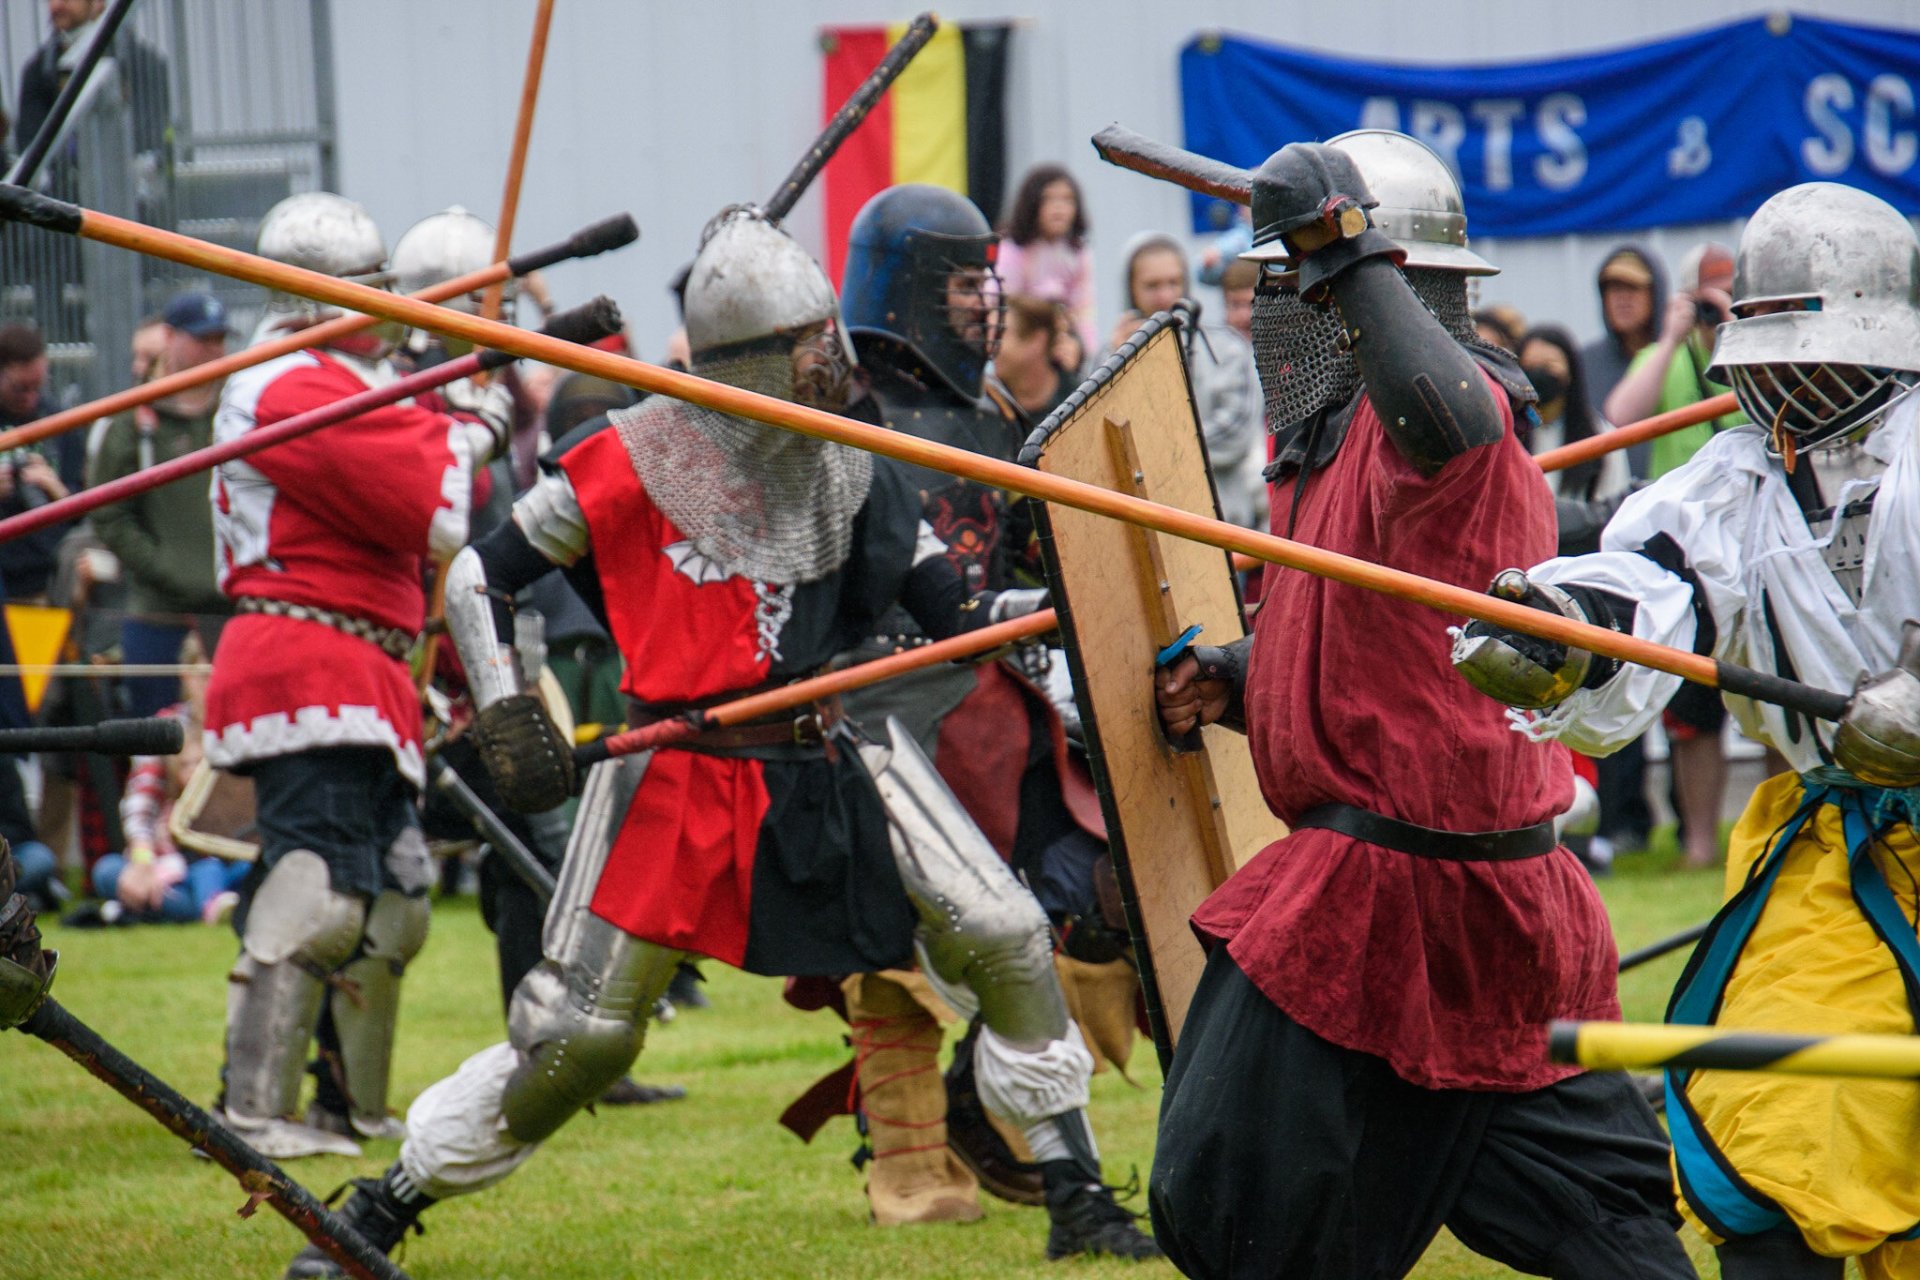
[236,597,415,660]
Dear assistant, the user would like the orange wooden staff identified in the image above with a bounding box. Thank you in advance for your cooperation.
[1534,392,1739,473]
[0,212,636,455]
[478,0,555,327]
[577,610,1058,765]
[1,185,1847,727]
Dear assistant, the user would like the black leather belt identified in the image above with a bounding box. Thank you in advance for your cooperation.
[1293,803,1556,862]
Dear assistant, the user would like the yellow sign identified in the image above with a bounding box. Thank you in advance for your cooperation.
[4,604,73,715]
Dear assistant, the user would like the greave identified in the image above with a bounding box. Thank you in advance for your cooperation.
[223,850,365,1123]
[327,889,430,1134]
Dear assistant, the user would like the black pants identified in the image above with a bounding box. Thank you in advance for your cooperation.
[1716,1231,1843,1280]
[1150,948,1698,1280]
[238,746,421,927]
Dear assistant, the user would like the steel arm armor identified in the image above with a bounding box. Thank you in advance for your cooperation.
[1324,258,1503,475]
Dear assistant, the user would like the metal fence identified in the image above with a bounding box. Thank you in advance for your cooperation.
[1,0,337,406]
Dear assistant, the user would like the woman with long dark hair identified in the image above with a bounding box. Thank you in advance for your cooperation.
[997,164,1096,353]
[1518,325,1628,505]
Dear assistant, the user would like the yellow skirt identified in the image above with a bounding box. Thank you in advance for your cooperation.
[1675,773,1920,1273]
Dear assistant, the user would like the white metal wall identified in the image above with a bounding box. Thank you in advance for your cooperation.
[327,1,1920,363]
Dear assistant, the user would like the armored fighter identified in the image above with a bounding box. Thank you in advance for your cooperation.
[809,184,1147,1247]
[1454,181,1920,1280]
[204,192,512,1158]
[1148,132,1697,1279]
[279,207,1148,1277]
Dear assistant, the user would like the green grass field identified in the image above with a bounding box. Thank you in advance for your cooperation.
[1,850,1731,1280]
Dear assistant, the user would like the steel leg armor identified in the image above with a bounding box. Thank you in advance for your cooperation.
[499,754,682,1143]
[223,850,365,1125]
[856,717,1070,1051]
[327,884,431,1137]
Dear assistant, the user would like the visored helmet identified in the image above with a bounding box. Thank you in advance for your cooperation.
[1707,182,1920,455]
[1243,129,1496,277]
[841,184,1002,399]
[683,205,854,410]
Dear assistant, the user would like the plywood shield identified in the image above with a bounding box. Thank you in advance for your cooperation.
[1019,314,1286,1063]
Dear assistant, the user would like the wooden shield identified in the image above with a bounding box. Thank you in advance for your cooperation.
[1019,315,1286,1064]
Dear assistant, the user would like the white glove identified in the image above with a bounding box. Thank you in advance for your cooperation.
[442,376,515,463]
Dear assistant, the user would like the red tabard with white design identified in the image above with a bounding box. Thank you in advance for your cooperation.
[1192,372,1621,1092]
[561,428,797,967]
[204,349,485,788]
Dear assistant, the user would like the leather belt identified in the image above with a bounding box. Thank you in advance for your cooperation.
[1293,803,1556,862]
[236,597,414,661]
[630,696,831,760]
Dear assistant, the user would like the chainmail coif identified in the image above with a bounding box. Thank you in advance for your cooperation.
[613,347,874,586]
[1251,267,1482,432]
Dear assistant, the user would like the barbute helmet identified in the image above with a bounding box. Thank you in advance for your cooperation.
[1707,181,1920,454]
[1242,129,1496,277]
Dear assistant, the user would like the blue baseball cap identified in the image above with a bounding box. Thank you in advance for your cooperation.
[162,291,232,339]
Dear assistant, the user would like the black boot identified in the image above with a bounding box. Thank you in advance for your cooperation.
[1041,1161,1163,1261]
[665,961,709,1010]
[944,1019,1045,1205]
[282,1164,432,1278]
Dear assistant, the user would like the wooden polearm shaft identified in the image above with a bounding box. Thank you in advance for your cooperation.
[764,13,939,223]
[1533,394,1740,473]
[478,0,556,324]
[0,299,620,547]
[1550,1019,1920,1079]
[0,186,1848,727]
[576,610,1057,766]
[18,997,412,1280]
[0,213,636,455]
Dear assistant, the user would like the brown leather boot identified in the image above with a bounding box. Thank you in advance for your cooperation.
[844,973,982,1226]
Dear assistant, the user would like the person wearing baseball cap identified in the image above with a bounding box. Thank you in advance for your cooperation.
[87,288,237,717]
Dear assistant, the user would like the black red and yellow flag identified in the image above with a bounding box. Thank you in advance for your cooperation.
[819,21,1012,283]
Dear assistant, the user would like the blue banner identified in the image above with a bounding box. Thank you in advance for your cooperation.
[1180,15,1920,237]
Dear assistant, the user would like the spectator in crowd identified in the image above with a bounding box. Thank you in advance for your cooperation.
[1194,205,1253,289]
[1517,325,1628,511]
[1110,232,1265,529]
[87,292,233,716]
[1604,242,1746,870]
[1579,246,1666,475]
[991,293,1072,421]
[1471,304,1525,353]
[1216,256,1257,343]
[15,0,171,160]
[0,324,78,601]
[1605,241,1745,478]
[77,634,247,926]
[997,163,1097,354]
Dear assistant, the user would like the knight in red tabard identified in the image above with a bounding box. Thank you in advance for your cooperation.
[1149,133,1698,1280]
[204,193,512,1159]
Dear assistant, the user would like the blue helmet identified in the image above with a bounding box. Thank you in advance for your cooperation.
[841,184,1002,400]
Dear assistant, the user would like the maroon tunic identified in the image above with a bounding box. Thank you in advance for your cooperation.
[1191,374,1620,1091]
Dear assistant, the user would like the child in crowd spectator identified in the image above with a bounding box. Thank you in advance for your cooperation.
[79,634,246,925]
[997,164,1096,355]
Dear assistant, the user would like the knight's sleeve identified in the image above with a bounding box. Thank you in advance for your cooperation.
[1324,258,1504,474]
[445,468,591,710]
[1521,452,1754,757]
